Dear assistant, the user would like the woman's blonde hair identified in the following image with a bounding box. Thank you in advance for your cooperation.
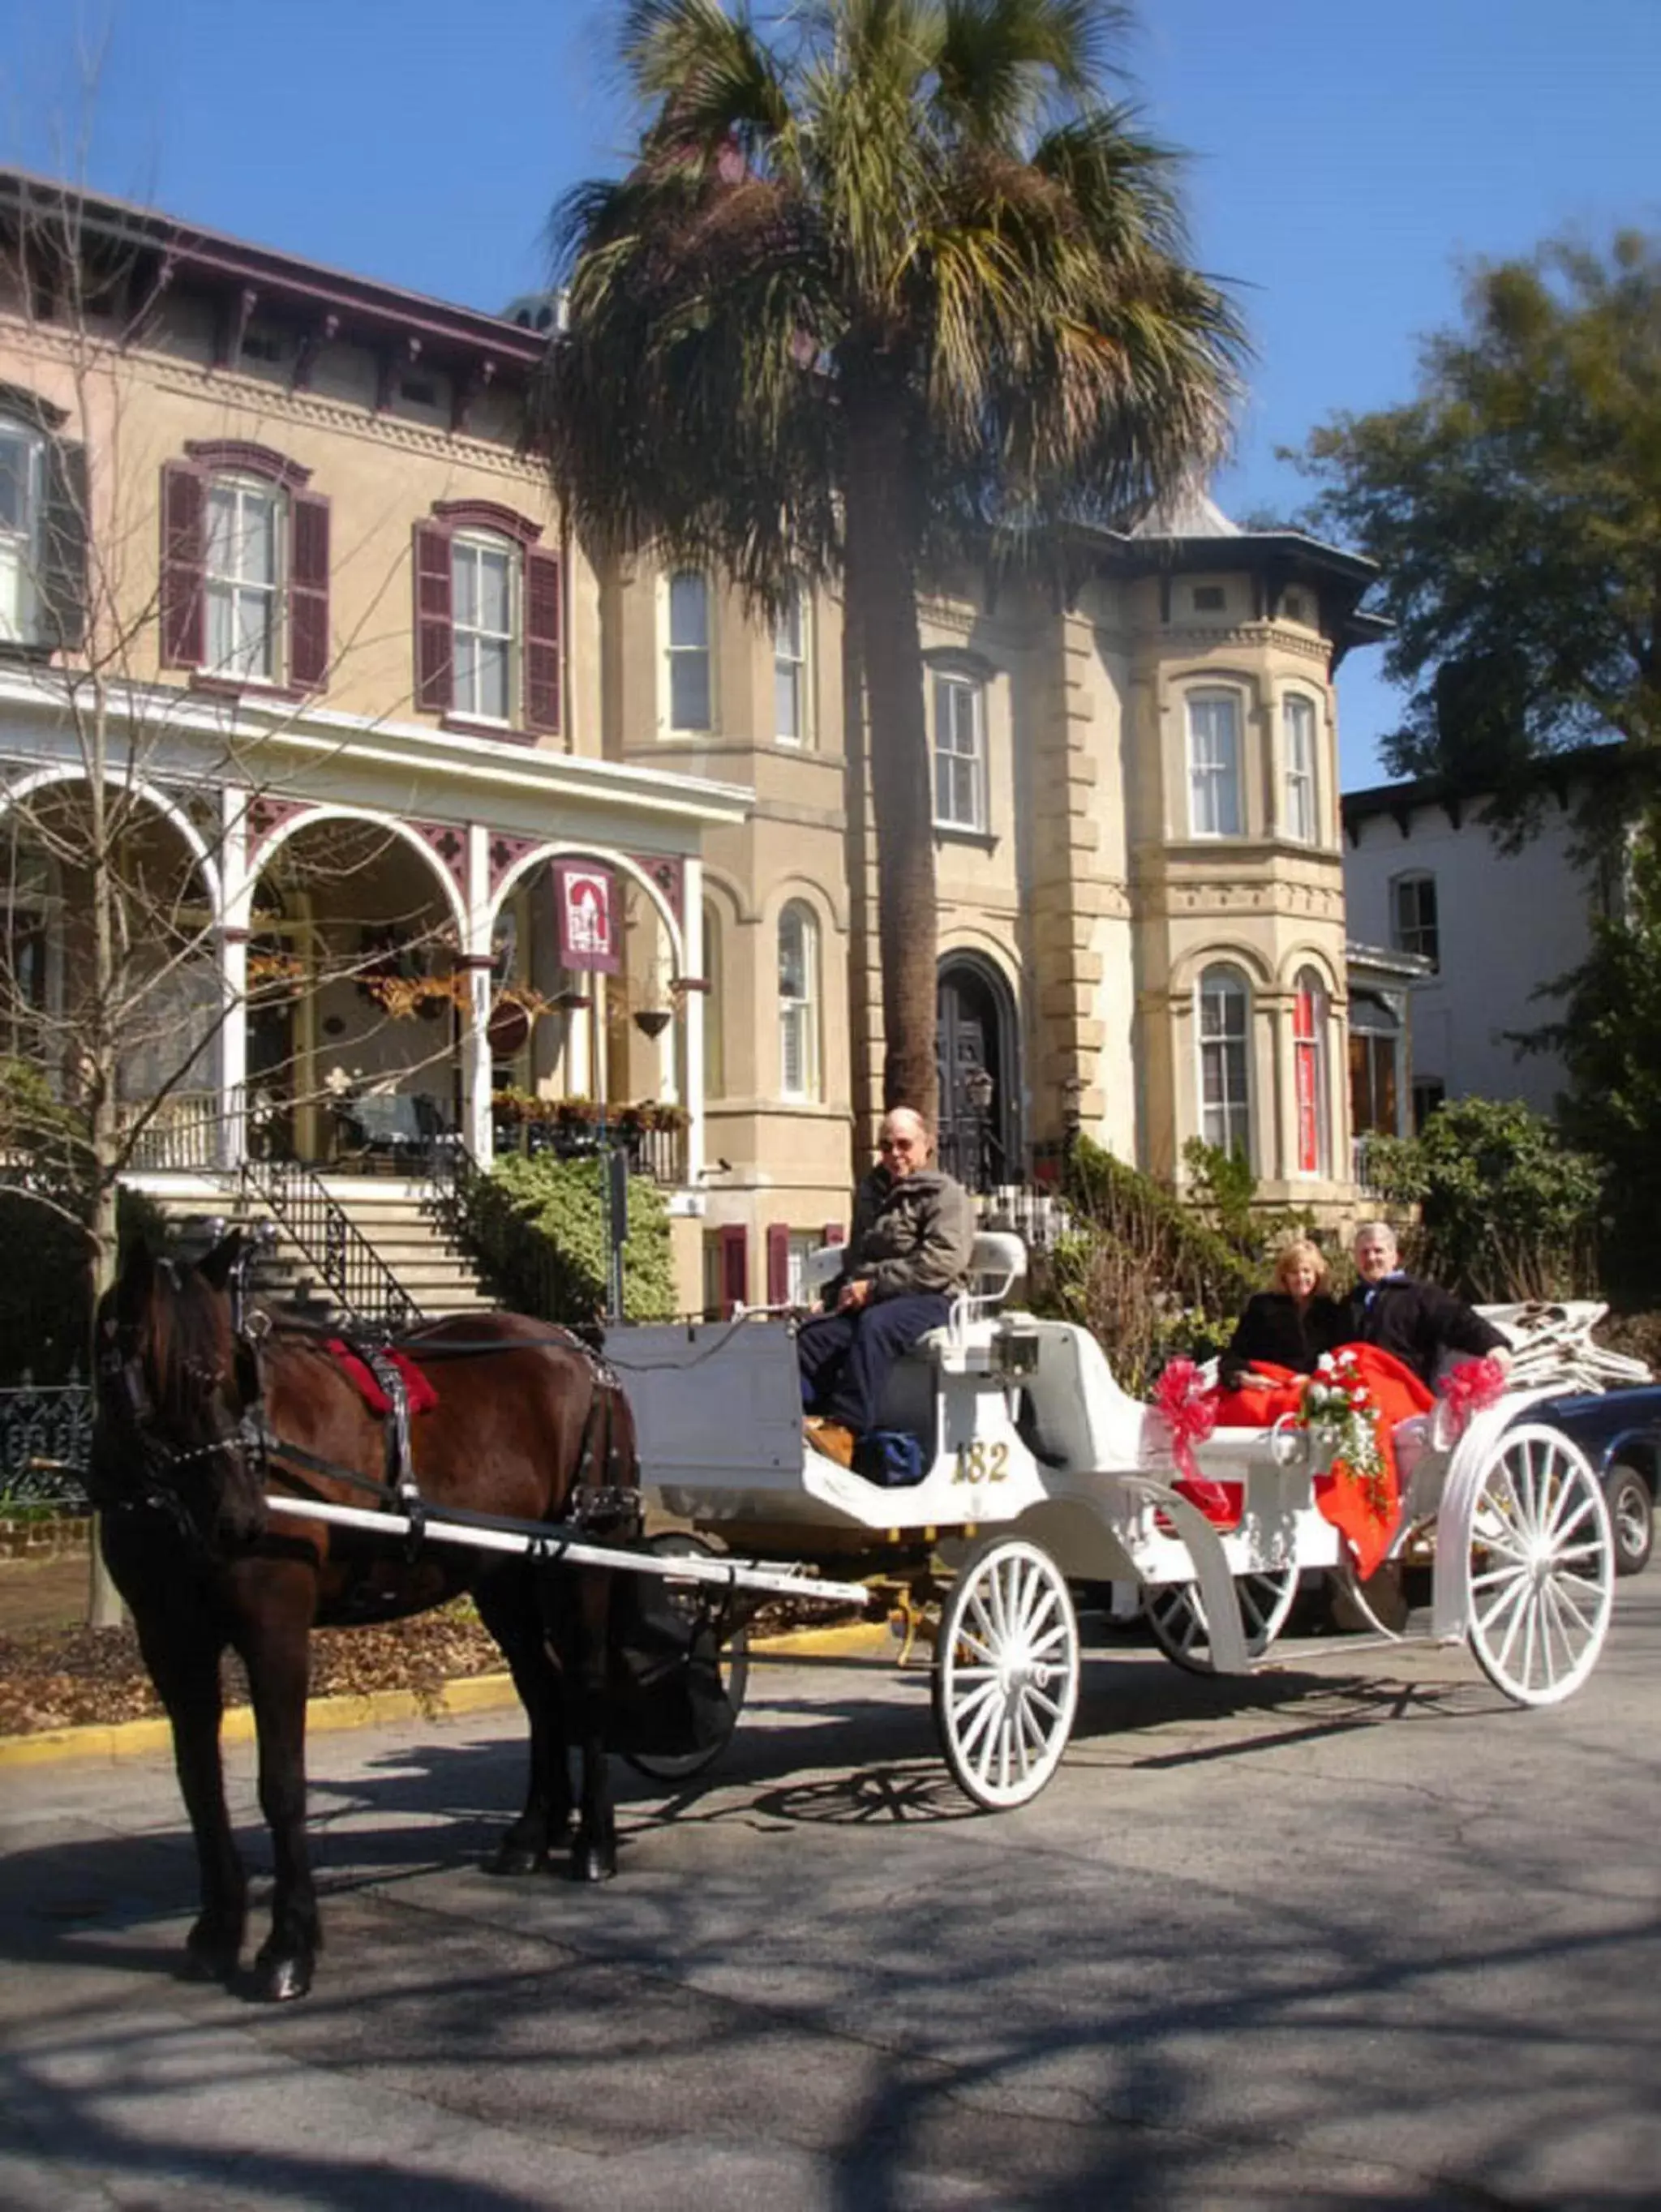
[1272,1238,1329,1294]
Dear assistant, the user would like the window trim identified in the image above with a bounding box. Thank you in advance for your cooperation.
[1282,692,1320,845]
[773,581,811,748]
[1292,967,1330,1178]
[662,568,715,736]
[1390,870,1440,969]
[1194,962,1252,1164]
[449,527,519,728]
[0,414,45,647]
[777,898,821,1102]
[1186,688,1244,838]
[203,470,285,685]
[931,667,989,834]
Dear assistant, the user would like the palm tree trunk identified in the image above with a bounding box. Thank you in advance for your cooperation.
[844,405,938,1130]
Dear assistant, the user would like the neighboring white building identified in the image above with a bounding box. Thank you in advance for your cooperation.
[1341,754,1623,1125]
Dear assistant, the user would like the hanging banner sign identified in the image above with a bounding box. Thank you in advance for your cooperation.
[554,861,620,973]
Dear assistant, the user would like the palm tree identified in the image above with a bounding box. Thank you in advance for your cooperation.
[539,0,1246,1127]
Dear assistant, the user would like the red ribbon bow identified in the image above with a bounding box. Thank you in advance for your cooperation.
[1152,1356,1218,1484]
[1436,1353,1508,1442]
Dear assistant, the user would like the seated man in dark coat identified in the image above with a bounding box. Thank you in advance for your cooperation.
[1337,1221,1511,1387]
[797,1108,976,1468]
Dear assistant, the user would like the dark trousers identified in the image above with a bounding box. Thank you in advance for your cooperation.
[796,1292,952,1434]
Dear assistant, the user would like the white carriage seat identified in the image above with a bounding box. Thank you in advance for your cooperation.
[1014,1320,1148,1474]
[804,1232,1028,1438]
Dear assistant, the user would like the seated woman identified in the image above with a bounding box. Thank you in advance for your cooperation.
[1187,1240,1436,1578]
[1217,1239,1340,1399]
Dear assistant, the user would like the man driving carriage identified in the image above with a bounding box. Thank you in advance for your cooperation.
[797,1107,976,1468]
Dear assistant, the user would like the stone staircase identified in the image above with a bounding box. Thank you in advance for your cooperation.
[147,1175,493,1325]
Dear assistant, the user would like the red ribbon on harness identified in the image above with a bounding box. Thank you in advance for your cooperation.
[324,1340,439,1417]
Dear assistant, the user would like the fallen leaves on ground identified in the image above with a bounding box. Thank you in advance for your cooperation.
[0,1592,851,1738]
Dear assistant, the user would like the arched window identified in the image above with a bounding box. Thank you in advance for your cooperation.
[702,898,725,1100]
[1187,691,1243,837]
[778,900,820,1100]
[1195,963,1251,1160]
[1282,694,1319,844]
[1292,967,1330,1177]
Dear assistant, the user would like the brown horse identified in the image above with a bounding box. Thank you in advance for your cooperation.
[92,1230,637,2001]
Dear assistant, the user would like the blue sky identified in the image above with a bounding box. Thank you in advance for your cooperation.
[2,0,1656,785]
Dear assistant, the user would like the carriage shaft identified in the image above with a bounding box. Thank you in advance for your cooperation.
[263,1494,871,1607]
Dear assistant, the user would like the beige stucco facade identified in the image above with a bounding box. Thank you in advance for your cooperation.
[599,500,1377,1305]
[0,175,1380,1316]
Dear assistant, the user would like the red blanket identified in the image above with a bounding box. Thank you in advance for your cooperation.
[1197,1344,1434,1578]
[324,1340,440,1418]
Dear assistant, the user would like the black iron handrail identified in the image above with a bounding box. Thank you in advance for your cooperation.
[420,1132,566,1322]
[241,1155,423,1331]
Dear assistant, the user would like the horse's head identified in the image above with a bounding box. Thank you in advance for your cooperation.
[95,1232,268,1550]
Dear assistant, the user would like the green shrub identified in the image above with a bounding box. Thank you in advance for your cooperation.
[1360,1097,1599,1302]
[467,1153,676,1322]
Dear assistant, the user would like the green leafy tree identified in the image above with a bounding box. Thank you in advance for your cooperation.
[1528,832,1661,1301]
[1359,1097,1600,1305]
[1295,232,1661,798]
[539,0,1244,1122]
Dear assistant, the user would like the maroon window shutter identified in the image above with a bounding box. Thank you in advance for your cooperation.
[523,547,562,734]
[766,1223,790,1305]
[288,491,330,690]
[412,520,453,712]
[719,1224,748,1317]
[823,1223,845,1245]
[159,461,205,668]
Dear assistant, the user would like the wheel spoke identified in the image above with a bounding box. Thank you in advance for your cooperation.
[1478,1570,1528,1645]
[1548,1491,1599,1546]
[967,1587,998,1650]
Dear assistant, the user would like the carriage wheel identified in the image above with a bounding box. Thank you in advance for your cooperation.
[932,1537,1079,1811]
[1144,1566,1300,1675]
[623,1533,752,1782]
[1462,1424,1614,1708]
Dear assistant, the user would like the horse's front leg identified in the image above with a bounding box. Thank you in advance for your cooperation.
[113,1545,247,1978]
[238,1597,321,2001]
[571,1565,617,1884]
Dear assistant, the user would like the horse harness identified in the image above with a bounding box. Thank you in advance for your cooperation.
[101,1245,640,1552]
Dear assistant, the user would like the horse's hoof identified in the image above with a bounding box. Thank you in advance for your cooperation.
[485,1842,547,1878]
[572,1841,617,1884]
[254,1951,314,2003]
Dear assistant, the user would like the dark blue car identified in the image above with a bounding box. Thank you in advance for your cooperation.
[1514,1388,1659,1576]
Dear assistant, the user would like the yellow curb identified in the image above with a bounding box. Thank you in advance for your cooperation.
[752,1620,901,1662]
[0,1672,521,1768]
[0,1623,903,1767]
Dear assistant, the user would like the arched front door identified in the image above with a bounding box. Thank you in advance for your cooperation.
[937,958,1017,1190]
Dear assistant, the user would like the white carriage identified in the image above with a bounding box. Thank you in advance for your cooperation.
[602,1234,1619,1811]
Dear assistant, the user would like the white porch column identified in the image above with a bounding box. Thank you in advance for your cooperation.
[217,789,251,1169]
[462,822,494,1164]
[680,858,706,1186]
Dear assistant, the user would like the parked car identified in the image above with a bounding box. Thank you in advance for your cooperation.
[1517,1388,1659,1576]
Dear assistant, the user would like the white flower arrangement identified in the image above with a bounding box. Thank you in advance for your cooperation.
[1296,1350,1390,1515]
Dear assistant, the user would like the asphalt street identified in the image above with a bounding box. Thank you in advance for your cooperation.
[2,1583,1659,2211]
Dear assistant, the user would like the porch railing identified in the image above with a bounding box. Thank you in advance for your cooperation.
[241,1155,423,1331]
[118,1088,232,1172]
[492,1111,689,1187]
[0,1370,92,1509]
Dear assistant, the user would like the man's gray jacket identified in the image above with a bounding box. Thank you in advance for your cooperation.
[839,1166,976,1302]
